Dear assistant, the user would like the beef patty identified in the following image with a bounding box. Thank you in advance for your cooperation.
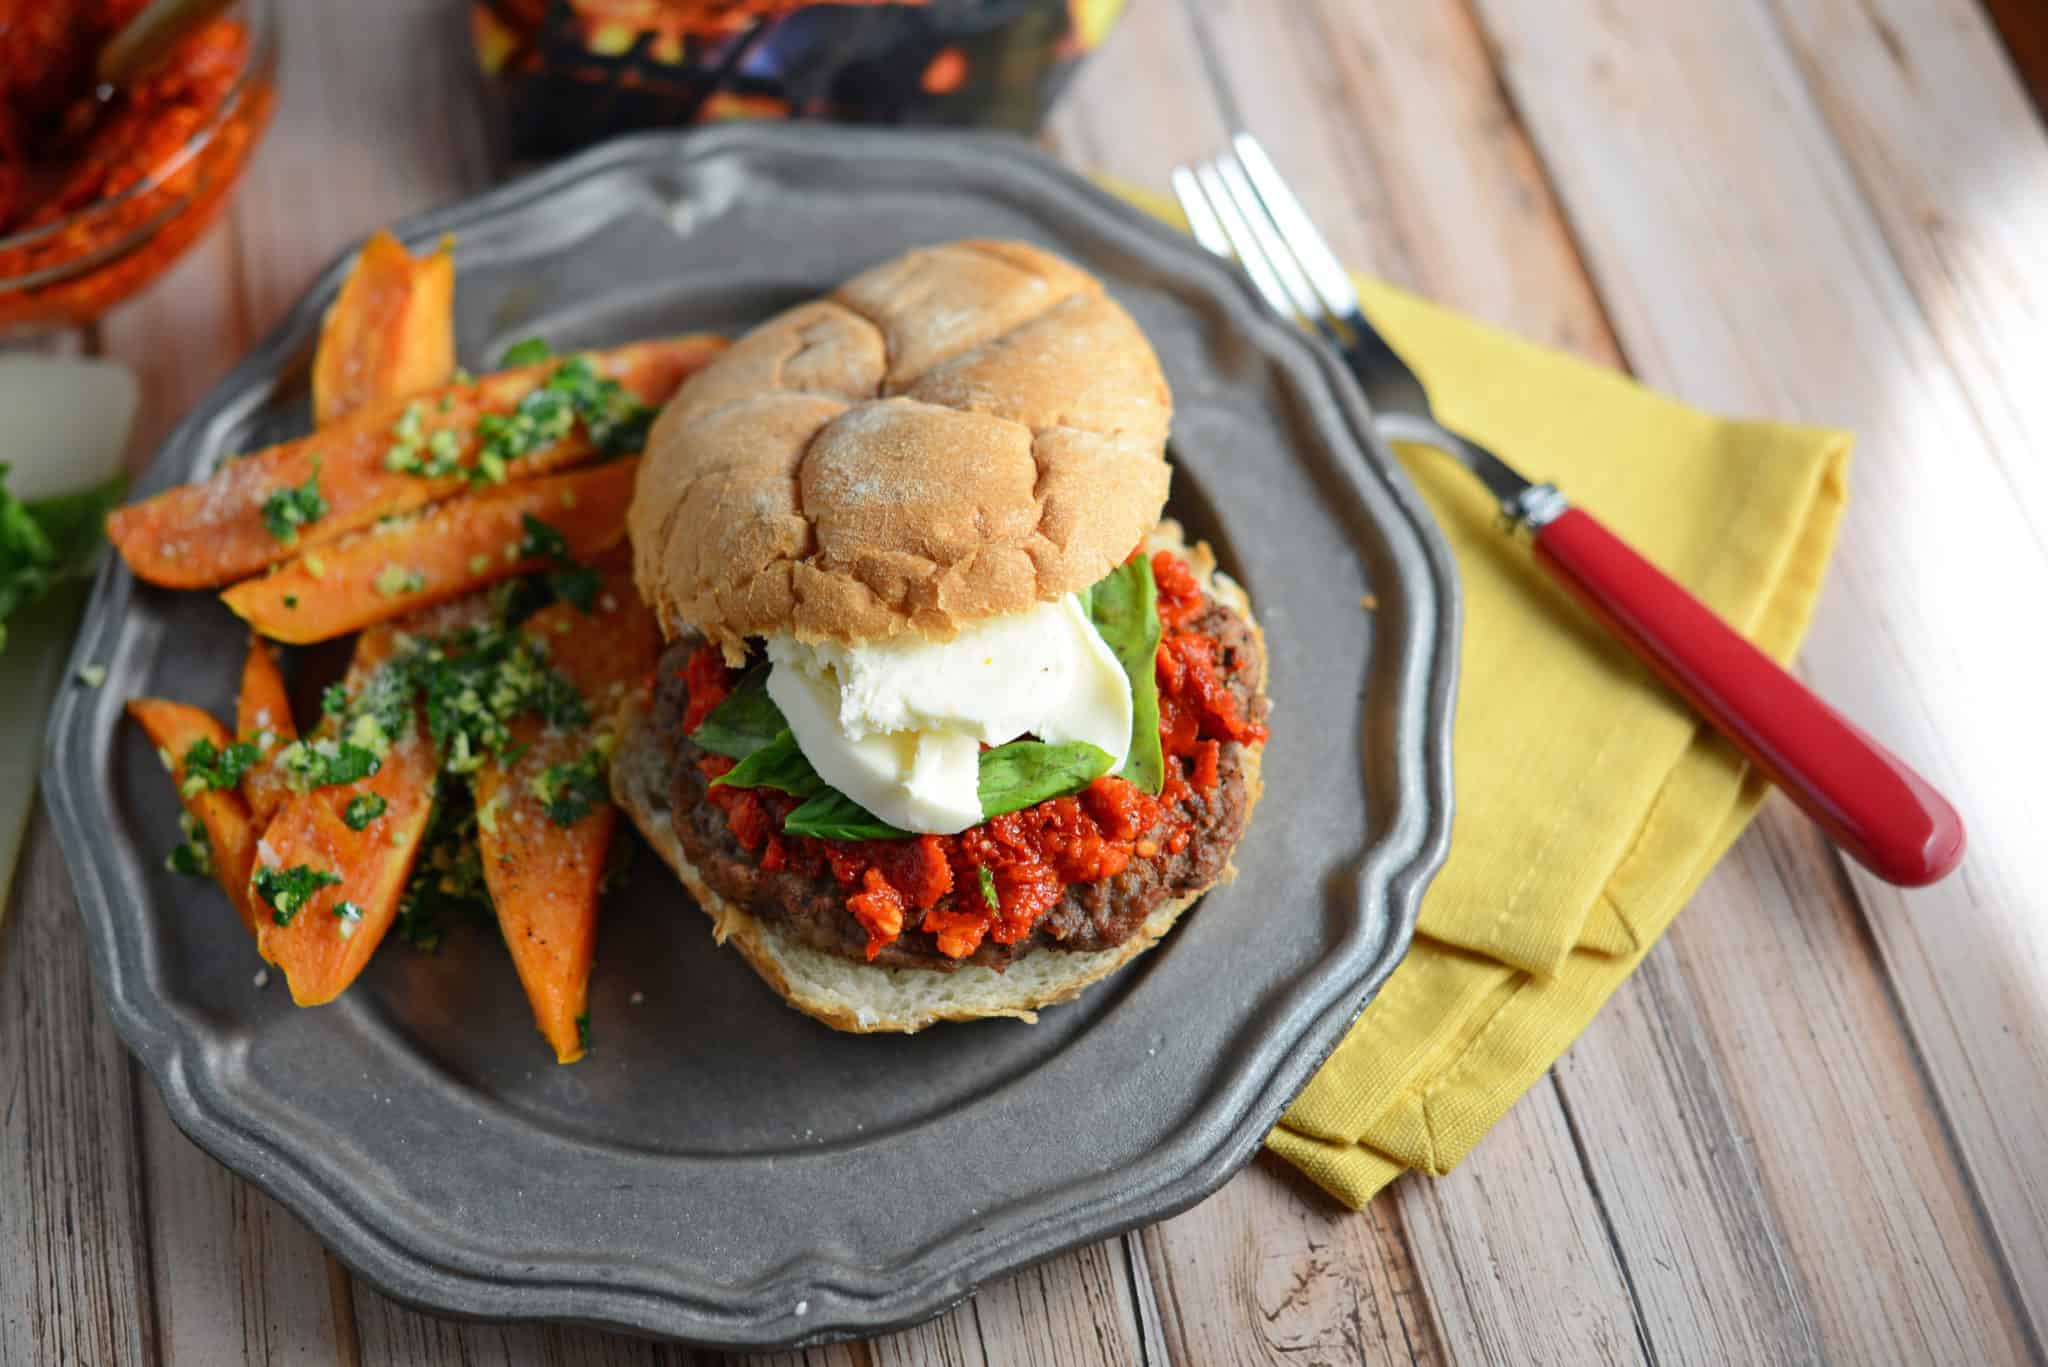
[645,598,1266,973]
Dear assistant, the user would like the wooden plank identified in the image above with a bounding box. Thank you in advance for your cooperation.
[1135,1158,1445,1366]
[129,1090,347,1367]
[1397,1088,1648,1365]
[1044,0,1229,192]
[1470,0,2047,1357]
[352,1287,663,1367]
[1553,951,1822,1364]
[1670,809,2032,1363]
[0,818,157,1367]
[962,1241,1146,1366]
[1205,0,1623,353]
[722,1241,1144,1367]
[1758,0,2048,1323]
[351,1282,690,1366]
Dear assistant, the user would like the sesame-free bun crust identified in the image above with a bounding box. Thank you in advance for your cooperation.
[610,525,1265,1034]
[630,241,1173,658]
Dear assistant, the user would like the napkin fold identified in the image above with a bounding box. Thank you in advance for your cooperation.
[1114,186,1850,1207]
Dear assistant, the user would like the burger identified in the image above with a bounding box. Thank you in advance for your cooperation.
[612,240,1270,1032]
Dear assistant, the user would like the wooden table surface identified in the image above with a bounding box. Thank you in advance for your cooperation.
[5,2,2046,1363]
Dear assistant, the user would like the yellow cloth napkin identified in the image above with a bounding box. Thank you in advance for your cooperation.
[1115,186,1851,1207]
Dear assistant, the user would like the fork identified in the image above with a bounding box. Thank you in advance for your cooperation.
[1174,134,1963,887]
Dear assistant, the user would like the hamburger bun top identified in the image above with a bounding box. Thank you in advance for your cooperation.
[629,240,1173,658]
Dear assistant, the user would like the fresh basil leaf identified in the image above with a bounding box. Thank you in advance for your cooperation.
[710,729,825,798]
[1084,557,1164,793]
[781,788,910,842]
[0,465,123,653]
[26,472,125,573]
[689,663,785,760]
[977,739,1116,819]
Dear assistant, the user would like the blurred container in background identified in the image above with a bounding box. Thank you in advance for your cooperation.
[471,0,1126,157]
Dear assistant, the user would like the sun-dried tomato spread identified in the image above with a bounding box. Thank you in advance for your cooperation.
[681,550,1268,963]
[0,1,271,328]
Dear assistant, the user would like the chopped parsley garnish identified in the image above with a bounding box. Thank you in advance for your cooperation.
[372,563,426,597]
[575,1011,591,1052]
[384,400,466,480]
[518,513,600,611]
[253,864,341,925]
[471,355,652,486]
[333,900,364,937]
[516,514,570,561]
[978,864,999,911]
[549,563,600,613]
[166,811,211,876]
[260,462,328,545]
[499,336,554,368]
[322,682,349,716]
[531,748,608,827]
[407,621,587,774]
[343,793,388,830]
[396,792,493,950]
[277,737,382,792]
[179,736,260,796]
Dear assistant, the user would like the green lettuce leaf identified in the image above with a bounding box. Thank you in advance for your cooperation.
[977,739,1116,819]
[1083,556,1163,793]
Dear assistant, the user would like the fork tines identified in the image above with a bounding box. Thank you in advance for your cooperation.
[1172,134,1364,343]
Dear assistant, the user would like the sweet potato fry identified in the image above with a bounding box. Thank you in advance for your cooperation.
[220,459,638,644]
[127,699,259,934]
[107,334,724,589]
[313,230,455,425]
[251,728,439,1005]
[474,557,659,1062]
[235,635,297,828]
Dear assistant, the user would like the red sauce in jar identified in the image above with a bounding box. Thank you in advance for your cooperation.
[0,1,270,328]
[684,550,1269,962]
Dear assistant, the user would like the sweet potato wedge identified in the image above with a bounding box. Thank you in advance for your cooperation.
[127,699,259,933]
[107,334,723,589]
[219,459,638,644]
[235,635,297,828]
[474,557,659,1062]
[243,597,474,1004]
[250,727,439,1005]
[313,230,456,425]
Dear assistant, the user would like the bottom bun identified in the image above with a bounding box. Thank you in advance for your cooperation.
[609,522,1265,1034]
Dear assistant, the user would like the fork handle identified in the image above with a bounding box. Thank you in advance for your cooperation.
[1531,507,1964,886]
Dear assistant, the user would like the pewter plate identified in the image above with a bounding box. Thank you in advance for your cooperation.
[43,125,1457,1348]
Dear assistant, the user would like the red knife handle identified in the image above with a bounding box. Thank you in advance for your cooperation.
[1531,506,1964,886]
